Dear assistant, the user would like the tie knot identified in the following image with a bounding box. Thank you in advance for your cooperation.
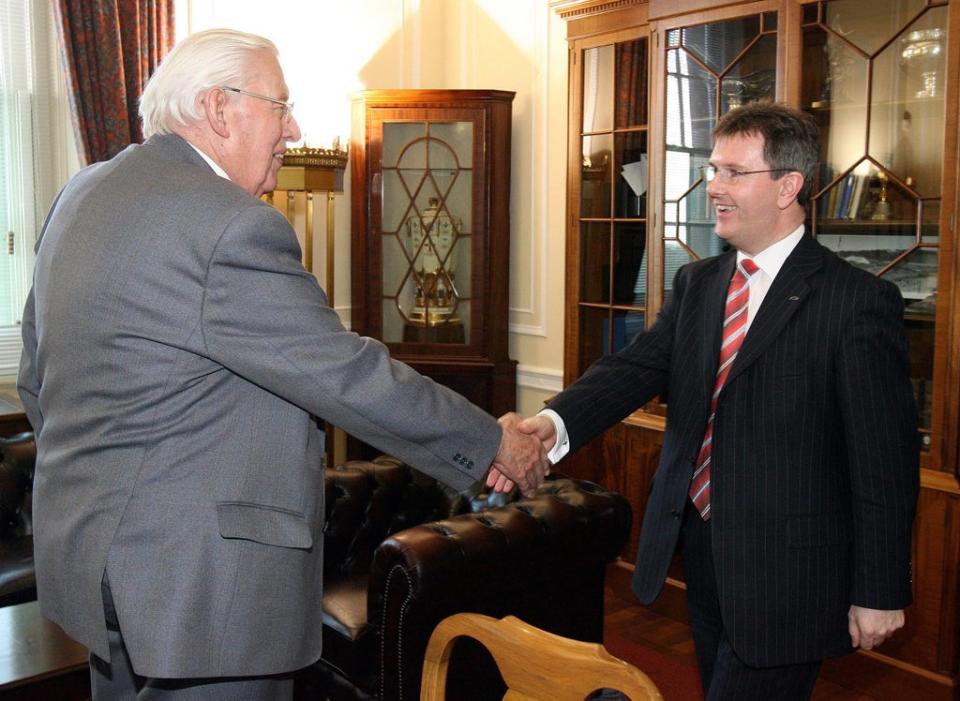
[738,258,758,277]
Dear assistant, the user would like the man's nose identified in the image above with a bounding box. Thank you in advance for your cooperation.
[285,115,302,143]
[705,175,721,198]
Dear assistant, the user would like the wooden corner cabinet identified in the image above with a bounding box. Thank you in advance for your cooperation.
[350,90,517,416]
[556,0,960,698]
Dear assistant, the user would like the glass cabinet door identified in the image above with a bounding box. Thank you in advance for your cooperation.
[576,36,649,377]
[801,0,947,452]
[660,11,779,294]
[380,121,474,345]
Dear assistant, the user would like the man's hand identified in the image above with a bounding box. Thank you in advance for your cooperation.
[848,605,905,650]
[518,414,558,452]
[487,413,550,497]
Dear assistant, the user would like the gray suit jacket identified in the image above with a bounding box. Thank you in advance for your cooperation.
[17,133,502,678]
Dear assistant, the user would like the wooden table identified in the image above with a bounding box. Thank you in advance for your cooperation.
[0,601,90,700]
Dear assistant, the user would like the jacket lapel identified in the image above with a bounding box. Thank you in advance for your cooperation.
[724,235,824,388]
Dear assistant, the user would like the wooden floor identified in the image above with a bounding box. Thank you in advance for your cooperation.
[604,579,880,700]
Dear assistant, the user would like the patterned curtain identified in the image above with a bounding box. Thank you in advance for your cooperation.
[615,40,647,129]
[53,0,175,165]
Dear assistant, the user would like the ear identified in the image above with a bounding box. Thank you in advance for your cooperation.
[201,87,230,138]
[777,171,804,209]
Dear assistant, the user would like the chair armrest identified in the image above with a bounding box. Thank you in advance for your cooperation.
[0,432,35,537]
[323,456,468,580]
[368,477,631,700]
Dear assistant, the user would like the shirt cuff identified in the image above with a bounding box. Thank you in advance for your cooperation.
[538,408,570,464]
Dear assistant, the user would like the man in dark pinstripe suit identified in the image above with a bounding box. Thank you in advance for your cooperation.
[495,103,919,699]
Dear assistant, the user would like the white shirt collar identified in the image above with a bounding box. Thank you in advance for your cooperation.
[737,224,805,280]
[187,142,230,181]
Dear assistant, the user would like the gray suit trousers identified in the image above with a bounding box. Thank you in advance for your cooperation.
[91,576,294,701]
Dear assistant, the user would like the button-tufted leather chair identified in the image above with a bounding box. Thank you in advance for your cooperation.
[0,431,37,607]
[298,456,632,701]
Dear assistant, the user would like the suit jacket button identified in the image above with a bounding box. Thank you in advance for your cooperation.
[671,509,682,519]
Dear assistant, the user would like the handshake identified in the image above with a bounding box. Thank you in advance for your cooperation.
[486,413,557,497]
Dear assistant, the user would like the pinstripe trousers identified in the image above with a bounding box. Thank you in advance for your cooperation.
[680,501,822,701]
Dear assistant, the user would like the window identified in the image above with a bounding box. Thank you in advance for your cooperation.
[0,0,78,375]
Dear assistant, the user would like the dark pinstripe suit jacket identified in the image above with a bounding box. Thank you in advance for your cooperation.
[549,234,919,667]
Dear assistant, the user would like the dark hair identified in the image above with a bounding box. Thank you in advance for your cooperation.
[713,102,820,209]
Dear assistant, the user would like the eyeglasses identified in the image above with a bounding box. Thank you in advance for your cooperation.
[700,165,795,184]
[220,86,295,122]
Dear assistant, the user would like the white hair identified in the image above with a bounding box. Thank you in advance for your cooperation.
[139,29,278,138]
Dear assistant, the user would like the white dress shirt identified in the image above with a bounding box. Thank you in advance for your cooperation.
[542,224,806,464]
[188,142,230,180]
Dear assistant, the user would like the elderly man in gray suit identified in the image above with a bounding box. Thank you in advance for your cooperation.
[18,29,547,701]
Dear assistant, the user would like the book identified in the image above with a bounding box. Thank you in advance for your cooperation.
[848,175,866,220]
[837,173,855,219]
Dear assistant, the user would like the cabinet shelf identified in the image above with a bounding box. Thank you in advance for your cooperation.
[815,219,936,236]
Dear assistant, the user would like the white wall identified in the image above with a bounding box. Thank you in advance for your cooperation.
[179,0,569,416]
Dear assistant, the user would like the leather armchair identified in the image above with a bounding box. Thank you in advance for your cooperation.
[0,431,37,607]
[298,456,632,701]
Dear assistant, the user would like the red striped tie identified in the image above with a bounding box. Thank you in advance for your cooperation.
[689,258,759,520]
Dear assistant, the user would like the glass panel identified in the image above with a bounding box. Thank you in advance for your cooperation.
[665,48,717,151]
[579,307,609,374]
[427,137,458,171]
[580,222,611,303]
[582,133,613,218]
[382,121,473,347]
[819,36,869,178]
[383,292,408,343]
[613,309,646,352]
[921,200,939,244]
[804,25,829,109]
[383,122,425,167]
[721,35,777,112]
[390,300,472,345]
[614,223,647,306]
[452,235,472,302]
[762,11,777,31]
[583,45,615,133]
[429,122,473,167]
[873,8,947,198]
[444,174,472,233]
[889,247,938,308]
[682,16,761,74]
[664,149,710,202]
[382,234,408,295]
[664,151,715,262]
[818,162,883,221]
[382,169,414,234]
[825,0,925,56]
[397,168,427,204]
[806,0,945,449]
[664,239,695,293]
[615,39,648,128]
[905,313,934,442]
[615,132,648,218]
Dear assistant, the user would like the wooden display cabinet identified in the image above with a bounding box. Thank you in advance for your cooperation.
[556,0,960,698]
[350,90,517,417]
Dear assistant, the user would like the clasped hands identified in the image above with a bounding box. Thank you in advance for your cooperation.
[487,413,557,497]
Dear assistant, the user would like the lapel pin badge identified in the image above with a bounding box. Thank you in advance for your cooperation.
[788,295,800,301]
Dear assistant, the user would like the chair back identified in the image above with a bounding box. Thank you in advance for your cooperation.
[420,612,663,701]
